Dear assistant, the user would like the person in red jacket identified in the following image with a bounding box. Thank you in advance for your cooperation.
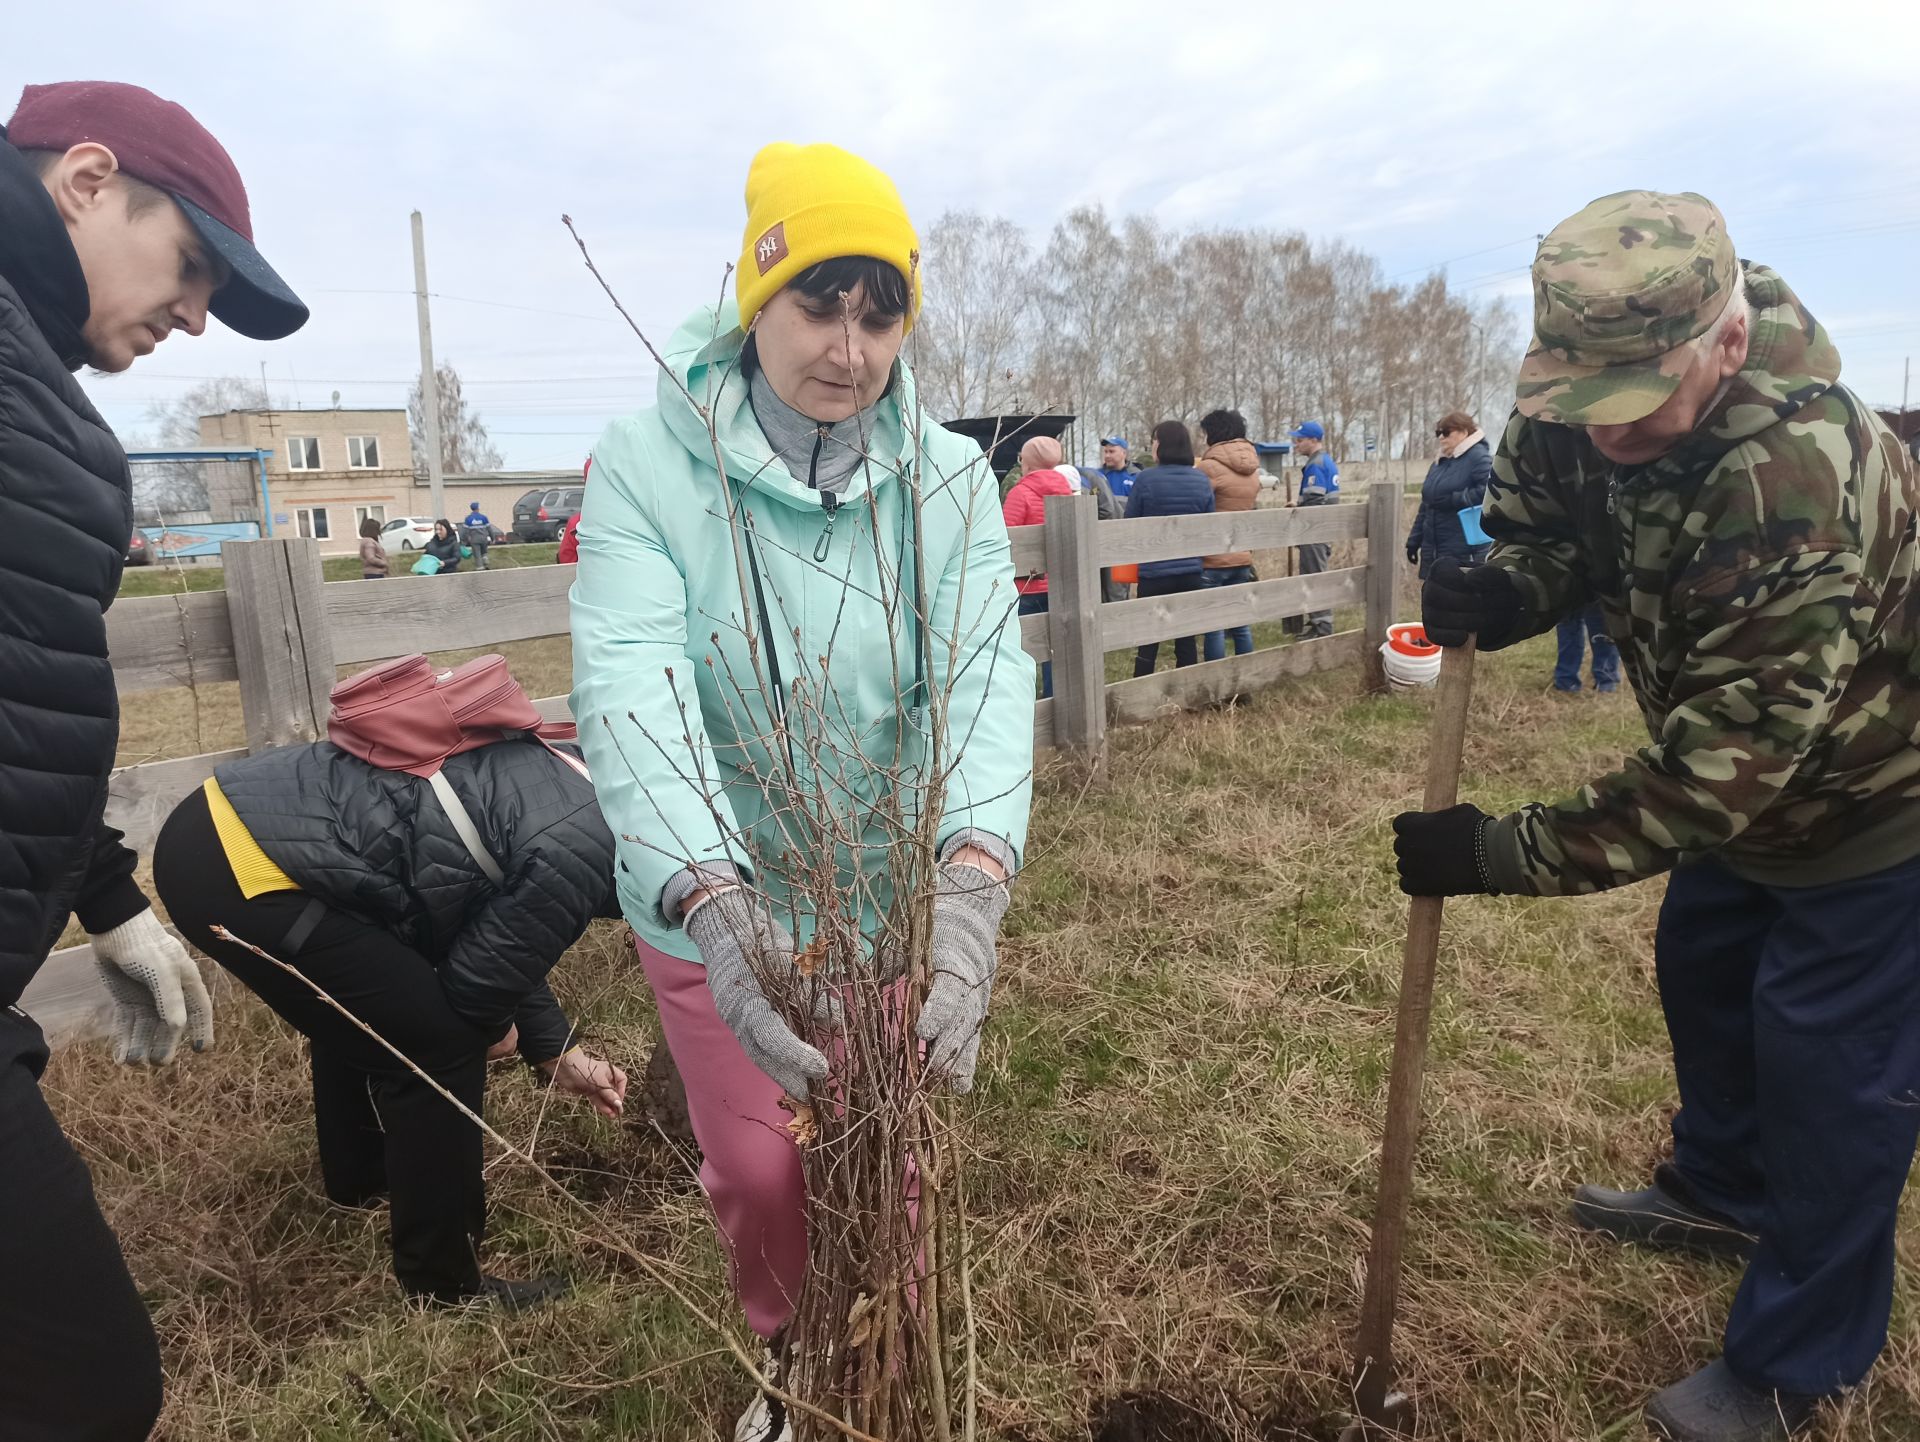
[1000,435,1077,698]
[556,457,589,563]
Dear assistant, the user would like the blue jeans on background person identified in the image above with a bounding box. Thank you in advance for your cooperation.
[1018,591,1051,698]
[1554,603,1619,691]
[1201,565,1256,662]
[1653,852,1920,1394]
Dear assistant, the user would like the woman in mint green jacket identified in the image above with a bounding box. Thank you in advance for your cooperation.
[569,143,1033,1426]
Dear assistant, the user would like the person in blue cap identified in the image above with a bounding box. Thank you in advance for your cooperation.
[462,500,493,570]
[1291,421,1339,638]
[1096,435,1138,500]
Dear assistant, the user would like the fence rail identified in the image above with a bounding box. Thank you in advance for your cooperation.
[28,483,1403,1044]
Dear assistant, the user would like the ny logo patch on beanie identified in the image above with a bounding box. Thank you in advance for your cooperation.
[754,222,790,275]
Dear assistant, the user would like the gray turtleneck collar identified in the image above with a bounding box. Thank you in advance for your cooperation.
[747,363,886,495]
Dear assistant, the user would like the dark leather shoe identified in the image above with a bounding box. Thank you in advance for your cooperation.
[1645,1359,1816,1441]
[1571,1165,1757,1260]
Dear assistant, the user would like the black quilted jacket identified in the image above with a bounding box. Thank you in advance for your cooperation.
[211,738,621,1036]
[0,130,150,1010]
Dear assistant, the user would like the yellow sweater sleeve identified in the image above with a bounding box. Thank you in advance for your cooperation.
[202,777,301,898]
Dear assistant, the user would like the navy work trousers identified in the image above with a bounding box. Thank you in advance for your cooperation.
[1655,852,1920,1395]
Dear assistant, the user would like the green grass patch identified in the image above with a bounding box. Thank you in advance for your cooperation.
[118,543,560,597]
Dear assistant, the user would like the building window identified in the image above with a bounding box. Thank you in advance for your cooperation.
[288,436,321,470]
[347,435,381,469]
[355,505,387,528]
[296,507,331,540]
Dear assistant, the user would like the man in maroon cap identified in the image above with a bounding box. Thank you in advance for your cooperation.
[0,81,305,1440]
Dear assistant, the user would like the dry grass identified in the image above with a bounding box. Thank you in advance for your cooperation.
[53,633,1920,1439]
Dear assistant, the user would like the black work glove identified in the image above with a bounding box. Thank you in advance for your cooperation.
[1391,803,1497,896]
[1405,542,1420,566]
[1421,558,1520,648]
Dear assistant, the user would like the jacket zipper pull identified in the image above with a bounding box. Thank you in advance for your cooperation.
[1607,476,1620,516]
[814,490,839,562]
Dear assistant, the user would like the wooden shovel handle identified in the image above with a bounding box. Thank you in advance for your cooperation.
[1351,637,1478,1429]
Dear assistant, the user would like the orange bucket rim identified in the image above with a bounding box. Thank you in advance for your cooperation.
[1386,623,1440,657]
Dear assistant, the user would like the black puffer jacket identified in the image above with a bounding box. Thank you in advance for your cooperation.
[423,525,463,573]
[211,738,620,1034]
[0,130,149,1010]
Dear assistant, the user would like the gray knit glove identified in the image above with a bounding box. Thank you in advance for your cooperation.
[915,863,1010,1094]
[684,889,830,1102]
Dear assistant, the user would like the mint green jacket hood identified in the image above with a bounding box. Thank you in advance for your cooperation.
[569,301,1036,960]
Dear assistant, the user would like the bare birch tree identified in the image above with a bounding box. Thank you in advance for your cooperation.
[408,361,505,476]
[914,211,1037,420]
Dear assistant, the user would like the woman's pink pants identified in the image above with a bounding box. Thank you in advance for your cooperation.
[637,937,808,1338]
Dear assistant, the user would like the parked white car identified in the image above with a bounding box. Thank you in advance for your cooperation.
[380,516,439,551]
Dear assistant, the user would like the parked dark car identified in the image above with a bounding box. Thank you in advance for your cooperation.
[125,529,152,566]
[512,486,584,544]
[507,488,546,540]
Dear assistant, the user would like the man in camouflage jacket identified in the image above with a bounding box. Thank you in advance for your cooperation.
[1393,191,1920,1442]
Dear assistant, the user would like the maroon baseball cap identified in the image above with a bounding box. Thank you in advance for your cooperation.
[8,81,308,340]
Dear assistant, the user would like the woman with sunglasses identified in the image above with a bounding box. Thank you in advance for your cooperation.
[1405,409,1493,580]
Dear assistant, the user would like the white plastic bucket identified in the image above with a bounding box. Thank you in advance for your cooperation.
[1380,622,1443,691]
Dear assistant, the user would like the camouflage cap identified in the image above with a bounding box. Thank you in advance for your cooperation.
[1514,190,1738,426]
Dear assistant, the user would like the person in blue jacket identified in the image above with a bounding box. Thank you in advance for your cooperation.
[1125,420,1215,674]
[1096,435,1138,500]
[1291,421,1339,637]
[462,501,493,570]
[1405,410,1493,580]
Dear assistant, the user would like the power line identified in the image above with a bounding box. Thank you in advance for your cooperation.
[1383,187,1920,291]
[1386,235,1536,281]
[311,287,622,324]
[95,370,655,385]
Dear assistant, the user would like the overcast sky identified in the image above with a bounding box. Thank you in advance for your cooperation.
[13,0,1920,469]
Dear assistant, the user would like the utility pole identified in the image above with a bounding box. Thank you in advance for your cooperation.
[412,210,445,521]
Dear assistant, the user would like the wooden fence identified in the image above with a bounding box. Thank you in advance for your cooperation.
[23,483,1403,1041]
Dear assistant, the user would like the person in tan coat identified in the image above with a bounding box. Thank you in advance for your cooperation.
[358,516,389,579]
[1196,408,1261,660]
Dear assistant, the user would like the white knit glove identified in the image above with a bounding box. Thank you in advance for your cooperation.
[88,910,215,1065]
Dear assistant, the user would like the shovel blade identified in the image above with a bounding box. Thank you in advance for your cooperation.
[1337,1391,1412,1441]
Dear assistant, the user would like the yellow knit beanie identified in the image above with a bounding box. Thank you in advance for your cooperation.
[735,142,921,334]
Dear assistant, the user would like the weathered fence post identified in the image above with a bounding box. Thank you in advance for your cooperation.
[1041,492,1107,777]
[1363,482,1403,695]
[222,537,336,752]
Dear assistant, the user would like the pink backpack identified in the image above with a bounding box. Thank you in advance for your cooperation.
[327,653,586,883]
[328,653,576,775]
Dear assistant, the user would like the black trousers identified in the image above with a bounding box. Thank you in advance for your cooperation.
[152,789,494,1300]
[0,1009,163,1441]
[1133,571,1204,675]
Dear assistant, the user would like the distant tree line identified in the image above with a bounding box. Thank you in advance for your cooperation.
[910,206,1524,464]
